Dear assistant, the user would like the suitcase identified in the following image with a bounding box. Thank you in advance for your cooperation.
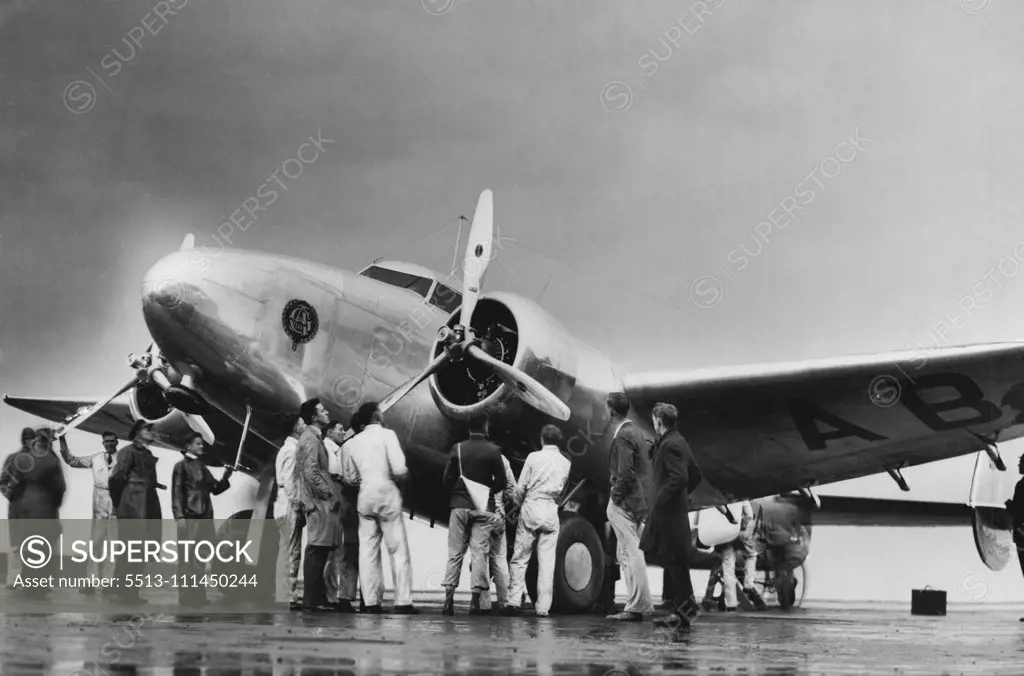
[911,587,947,615]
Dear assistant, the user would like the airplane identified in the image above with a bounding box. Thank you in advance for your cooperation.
[4,189,1019,612]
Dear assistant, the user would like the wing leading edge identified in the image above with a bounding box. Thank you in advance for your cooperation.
[625,342,1024,505]
[3,394,136,441]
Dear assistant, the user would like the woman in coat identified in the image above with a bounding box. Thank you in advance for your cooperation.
[639,402,703,627]
[0,429,66,598]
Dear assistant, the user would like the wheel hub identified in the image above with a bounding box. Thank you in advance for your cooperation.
[563,542,593,592]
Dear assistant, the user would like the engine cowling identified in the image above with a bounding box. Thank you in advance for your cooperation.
[968,450,1017,571]
[128,380,174,422]
[126,380,204,447]
[428,292,615,427]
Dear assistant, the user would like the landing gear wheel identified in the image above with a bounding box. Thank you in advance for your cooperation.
[524,513,605,613]
[769,563,807,610]
[213,510,275,602]
[776,568,795,610]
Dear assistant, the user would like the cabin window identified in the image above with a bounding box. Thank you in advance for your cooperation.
[429,283,462,313]
[359,266,433,298]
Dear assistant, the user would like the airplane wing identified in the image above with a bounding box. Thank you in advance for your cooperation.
[814,495,973,527]
[624,342,1024,505]
[4,394,136,441]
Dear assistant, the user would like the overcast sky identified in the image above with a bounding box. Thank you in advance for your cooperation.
[3,0,1024,600]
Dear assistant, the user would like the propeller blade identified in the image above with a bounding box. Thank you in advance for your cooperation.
[183,413,216,445]
[466,345,570,421]
[58,376,140,437]
[379,350,453,415]
[459,189,494,329]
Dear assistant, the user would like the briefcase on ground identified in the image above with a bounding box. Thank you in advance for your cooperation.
[911,587,946,616]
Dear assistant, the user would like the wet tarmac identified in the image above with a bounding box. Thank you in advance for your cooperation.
[1,595,1022,675]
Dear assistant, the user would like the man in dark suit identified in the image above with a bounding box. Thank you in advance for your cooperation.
[605,392,654,622]
[640,402,704,628]
[440,413,508,615]
[171,433,234,607]
[108,421,162,605]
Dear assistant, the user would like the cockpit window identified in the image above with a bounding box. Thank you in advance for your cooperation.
[360,266,433,298]
[429,283,462,313]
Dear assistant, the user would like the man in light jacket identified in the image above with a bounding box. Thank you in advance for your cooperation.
[274,414,306,609]
[57,430,120,592]
[342,401,418,615]
[502,425,571,617]
[294,398,340,612]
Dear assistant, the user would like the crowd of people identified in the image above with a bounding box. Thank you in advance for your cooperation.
[274,397,579,617]
[0,388,798,627]
[276,391,713,627]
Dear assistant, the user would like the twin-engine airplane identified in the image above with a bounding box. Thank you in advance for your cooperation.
[5,189,1019,611]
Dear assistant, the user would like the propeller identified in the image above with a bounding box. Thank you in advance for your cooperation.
[459,189,494,330]
[379,350,452,413]
[57,234,217,444]
[466,345,569,420]
[57,376,141,436]
[378,190,571,422]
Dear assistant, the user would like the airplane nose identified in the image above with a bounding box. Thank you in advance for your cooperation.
[143,250,195,308]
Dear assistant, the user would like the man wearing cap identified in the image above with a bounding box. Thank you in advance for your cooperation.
[108,421,162,604]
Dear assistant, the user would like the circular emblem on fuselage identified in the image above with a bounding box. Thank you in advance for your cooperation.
[282,299,319,351]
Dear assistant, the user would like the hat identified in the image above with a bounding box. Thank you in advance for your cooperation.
[21,427,36,442]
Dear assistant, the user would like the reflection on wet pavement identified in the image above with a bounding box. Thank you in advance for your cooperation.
[2,603,1023,675]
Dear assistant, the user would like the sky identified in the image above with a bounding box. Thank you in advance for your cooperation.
[2,0,1024,601]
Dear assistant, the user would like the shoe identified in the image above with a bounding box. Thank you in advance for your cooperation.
[392,605,419,615]
[334,600,356,613]
[362,605,383,614]
[289,602,304,611]
[469,592,484,615]
[534,610,549,617]
[442,589,455,616]
[701,599,714,612]
[606,611,643,622]
[725,607,737,613]
[652,612,691,629]
[500,606,521,616]
[744,588,767,611]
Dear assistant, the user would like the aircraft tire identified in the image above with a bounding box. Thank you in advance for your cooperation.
[776,567,796,610]
[213,509,275,602]
[526,512,605,613]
